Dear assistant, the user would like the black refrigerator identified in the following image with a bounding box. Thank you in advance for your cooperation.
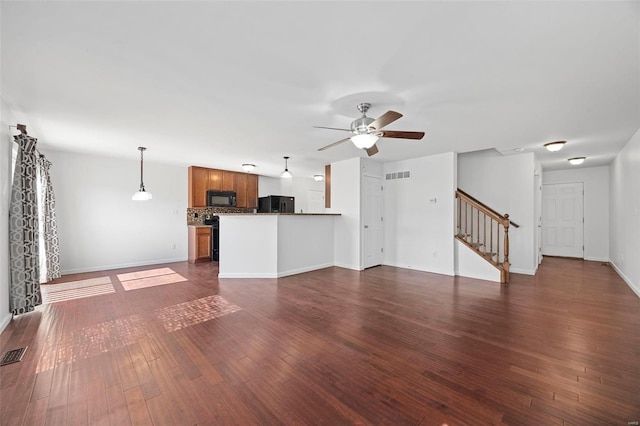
[258,196,295,213]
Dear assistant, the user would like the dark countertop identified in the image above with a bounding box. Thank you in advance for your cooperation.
[187,213,341,227]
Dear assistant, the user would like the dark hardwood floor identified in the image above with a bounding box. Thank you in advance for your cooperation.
[1,257,639,425]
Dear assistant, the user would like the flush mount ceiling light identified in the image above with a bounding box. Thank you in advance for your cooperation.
[132,147,152,201]
[544,141,566,152]
[242,163,256,172]
[568,157,586,165]
[280,156,292,178]
[313,174,324,182]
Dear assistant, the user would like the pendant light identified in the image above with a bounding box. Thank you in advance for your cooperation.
[132,147,152,201]
[280,156,292,178]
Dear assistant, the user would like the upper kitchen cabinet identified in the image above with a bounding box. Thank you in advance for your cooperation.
[222,171,236,192]
[246,174,258,209]
[188,166,258,209]
[188,166,209,208]
[235,173,247,208]
[209,169,222,191]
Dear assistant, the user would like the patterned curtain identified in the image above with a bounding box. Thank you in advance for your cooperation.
[9,134,42,315]
[37,156,61,281]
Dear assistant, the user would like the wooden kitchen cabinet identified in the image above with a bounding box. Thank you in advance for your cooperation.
[188,166,209,208]
[222,171,236,191]
[188,166,258,209]
[246,174,258,209]
[208,169,222,191]
[188,226,212,263]
[235,173,247,208]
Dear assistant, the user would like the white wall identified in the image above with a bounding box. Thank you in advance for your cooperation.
[383,152,457,276]
[458,150,537,275]
[0,97,16,332]
[544,166,610,262]
[277,215,334,276]
[258,175,325,213]
[455,240,501,282]
[329,157,361,270]
[610,128,640,296]
[219,215,278,278]
[43,149,188,273]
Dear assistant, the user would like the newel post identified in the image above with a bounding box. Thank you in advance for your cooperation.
[503,214,510,283]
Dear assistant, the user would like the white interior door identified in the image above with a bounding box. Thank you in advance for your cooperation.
[363,176,383,268]
[542,183,584,258]
[306,190,324,213]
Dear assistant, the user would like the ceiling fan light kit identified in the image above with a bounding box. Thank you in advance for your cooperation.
[351,134,379,149]
[544,141,566,152]
[132,146,152,201]
[315,102,424,156]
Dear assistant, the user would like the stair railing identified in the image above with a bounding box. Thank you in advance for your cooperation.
[455,189,519,283]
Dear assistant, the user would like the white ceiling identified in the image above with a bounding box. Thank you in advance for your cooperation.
[2,1,639,178]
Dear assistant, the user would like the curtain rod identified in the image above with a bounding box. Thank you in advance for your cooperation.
[10,124,46,158]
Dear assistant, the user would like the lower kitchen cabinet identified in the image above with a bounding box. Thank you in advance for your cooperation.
[188,226,211,263]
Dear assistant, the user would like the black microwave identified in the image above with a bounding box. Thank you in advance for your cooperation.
[206,191,236,207]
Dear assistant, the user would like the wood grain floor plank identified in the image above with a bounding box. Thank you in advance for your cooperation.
[21,395,49,426]
[87,378,109,426]
[123,386,152,426]
[0,258,638,425]
[105,384,131,426]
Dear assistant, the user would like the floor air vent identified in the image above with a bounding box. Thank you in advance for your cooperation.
[0,347,28,366]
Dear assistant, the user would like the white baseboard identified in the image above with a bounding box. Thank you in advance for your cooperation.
[382,261,455,277]
[0,312,12,335]
[277,263,334,278]
[61,257,188,275]
[333,262,362,271]
[584,256,610,262]
[510,267,536,276]
[218,263,334,279]
[218,272,278,279]
[610,261,640,298]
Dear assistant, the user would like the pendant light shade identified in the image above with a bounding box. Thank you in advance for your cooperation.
[280,156,292,178]
[132,146,152,201]
[351,133,379,149]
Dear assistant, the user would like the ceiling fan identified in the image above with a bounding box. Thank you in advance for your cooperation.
[315,103,425,156]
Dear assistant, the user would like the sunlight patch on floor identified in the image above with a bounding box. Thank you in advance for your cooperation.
[35,295,241,373]
[41,277,115,304]
[117,268,187,291]
[155,295,242,333]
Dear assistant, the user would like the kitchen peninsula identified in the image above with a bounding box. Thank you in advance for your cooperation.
[217,213,339,278]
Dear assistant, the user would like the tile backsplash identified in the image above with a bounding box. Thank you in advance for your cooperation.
[187,207,254,224]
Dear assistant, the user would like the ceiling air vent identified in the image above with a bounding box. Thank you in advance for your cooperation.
[385,171,411,180]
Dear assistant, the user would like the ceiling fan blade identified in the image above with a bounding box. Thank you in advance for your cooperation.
[379,130,425,140]
[317,137,351,151]
[370,110,402,130]
[313,126,351,132]
[365,144,379,157]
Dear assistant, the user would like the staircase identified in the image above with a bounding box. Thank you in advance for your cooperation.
[455,189,519,283]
